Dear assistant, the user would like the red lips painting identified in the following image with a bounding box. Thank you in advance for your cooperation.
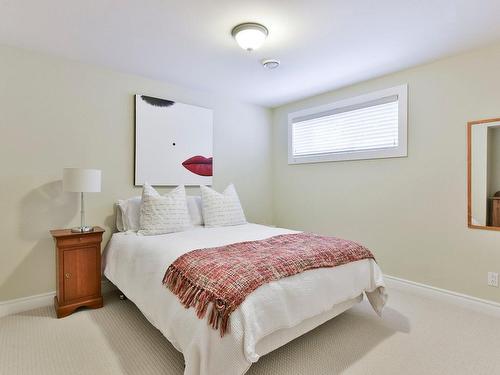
[182,156,213,176]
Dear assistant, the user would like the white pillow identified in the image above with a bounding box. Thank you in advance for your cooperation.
[117,196,141,231]
[200,184,247,227]
[115,204,125,232]
[117,194,202,231]
[187,195,204,226]
[138,184,192,235]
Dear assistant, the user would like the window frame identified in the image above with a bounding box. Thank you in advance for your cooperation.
[287,84,408,164]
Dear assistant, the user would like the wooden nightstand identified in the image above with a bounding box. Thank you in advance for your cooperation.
[491,197,500,227]
[50,227,104,318]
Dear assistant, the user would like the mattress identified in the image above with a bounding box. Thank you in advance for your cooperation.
[103,223,387,375]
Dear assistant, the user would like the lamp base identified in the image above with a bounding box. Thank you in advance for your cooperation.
[71,226,94,233]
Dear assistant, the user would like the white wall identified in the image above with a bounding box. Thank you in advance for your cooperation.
[0,45,273,301]
[272,43,500,303]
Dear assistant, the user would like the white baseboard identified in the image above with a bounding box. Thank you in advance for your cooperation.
[0,280,117,318]
[385,275,500,317]
[0,291,55,318]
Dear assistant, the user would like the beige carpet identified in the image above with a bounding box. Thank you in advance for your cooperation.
[1,287,500,375]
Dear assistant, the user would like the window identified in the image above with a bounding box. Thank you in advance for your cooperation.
[288,85,407,164]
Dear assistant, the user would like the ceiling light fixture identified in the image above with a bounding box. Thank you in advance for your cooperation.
[231,22,268,51]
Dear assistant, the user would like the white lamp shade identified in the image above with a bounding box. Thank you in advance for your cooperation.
[63,168,101,192]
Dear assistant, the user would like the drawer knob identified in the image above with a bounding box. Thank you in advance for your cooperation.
[65,273,71,279]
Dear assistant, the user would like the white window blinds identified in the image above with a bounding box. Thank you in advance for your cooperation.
[292,96,399,158]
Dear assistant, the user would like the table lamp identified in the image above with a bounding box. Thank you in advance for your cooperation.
[63,168,102,233]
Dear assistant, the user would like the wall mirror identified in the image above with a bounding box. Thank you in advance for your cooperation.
[468,118,500,230]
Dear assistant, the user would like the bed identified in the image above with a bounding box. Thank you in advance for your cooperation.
[103,223,387,375]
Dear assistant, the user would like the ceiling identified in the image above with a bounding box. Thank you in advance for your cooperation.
[1,0,500,107]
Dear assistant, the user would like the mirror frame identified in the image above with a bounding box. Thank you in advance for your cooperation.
[467,117,500,231]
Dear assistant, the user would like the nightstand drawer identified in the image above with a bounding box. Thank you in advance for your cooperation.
[58,234,101,248]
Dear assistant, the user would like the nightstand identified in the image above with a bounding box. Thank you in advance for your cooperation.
[50,227,104,318]
[492,198,500,227]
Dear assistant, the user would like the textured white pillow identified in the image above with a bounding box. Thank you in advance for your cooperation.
[117,194,203,231]
[200,184,247,227]
[138,184,192,235]
[187,195,204,226]
[117,196,141,231]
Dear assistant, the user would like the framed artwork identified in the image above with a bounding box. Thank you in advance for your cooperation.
[134,94,213,186]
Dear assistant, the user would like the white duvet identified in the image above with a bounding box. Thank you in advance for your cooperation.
[103,224,387,375]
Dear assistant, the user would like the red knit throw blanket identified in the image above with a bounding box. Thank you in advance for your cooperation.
[162,232,375,336]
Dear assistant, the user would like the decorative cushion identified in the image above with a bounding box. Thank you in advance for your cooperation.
[200,184,247,227]
[118,194,202,231]
[138,184,192,235]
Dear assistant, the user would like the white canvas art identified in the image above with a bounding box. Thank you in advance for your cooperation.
[135,95,213,186]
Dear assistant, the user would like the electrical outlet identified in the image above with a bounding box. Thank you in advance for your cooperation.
[488,272,499,287]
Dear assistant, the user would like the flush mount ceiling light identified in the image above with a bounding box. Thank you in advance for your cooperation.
[231,22,268,51]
